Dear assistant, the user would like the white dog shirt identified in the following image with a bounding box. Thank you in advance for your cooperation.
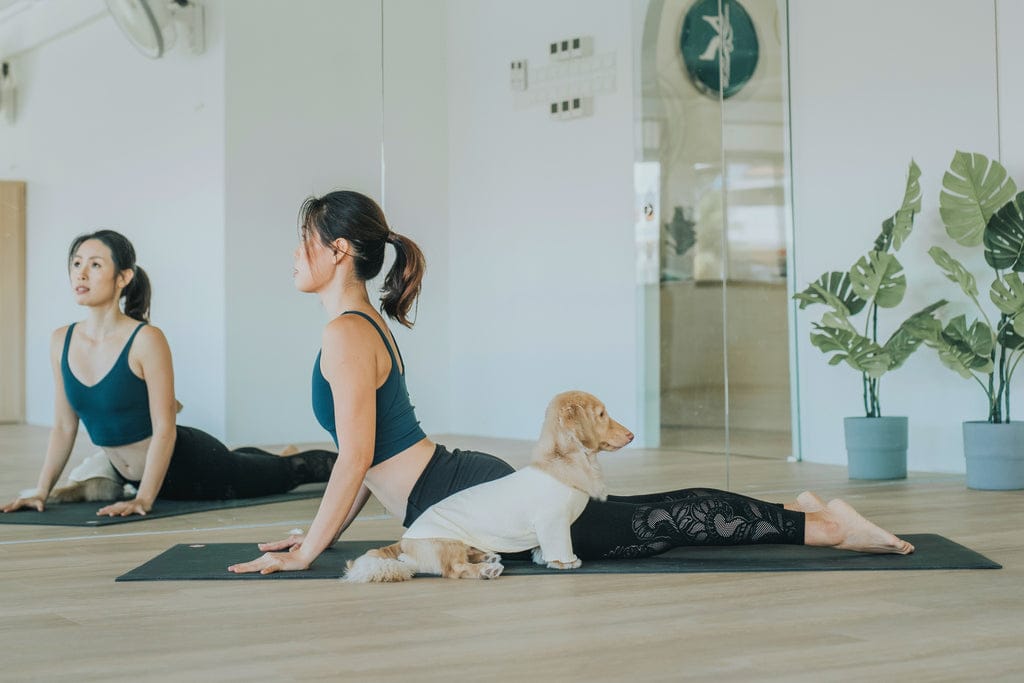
[403,466,589,564]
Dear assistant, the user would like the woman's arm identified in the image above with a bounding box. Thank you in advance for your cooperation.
[230,317,378,573]
[3,328,80,512]
[334,483,373,541]
[97,326,177,517]
[257,483,371,553]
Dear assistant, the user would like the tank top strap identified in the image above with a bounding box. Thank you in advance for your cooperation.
[124,322,148,347]
[340,310,400,370]
[61,323,77,368]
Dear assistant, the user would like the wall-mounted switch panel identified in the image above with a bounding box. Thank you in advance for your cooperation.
[510,59,528,91]
[548,36,593,61]
[549,96,592,121]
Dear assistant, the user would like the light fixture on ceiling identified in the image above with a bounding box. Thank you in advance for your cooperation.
[105,0,205,59]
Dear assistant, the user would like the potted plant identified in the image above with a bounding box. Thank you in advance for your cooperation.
[794,160,946,479]
[921,150,1024,490]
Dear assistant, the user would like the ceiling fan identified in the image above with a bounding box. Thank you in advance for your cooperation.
[105,0,205,59]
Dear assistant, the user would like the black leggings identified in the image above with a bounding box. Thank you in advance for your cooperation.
[405,445,805,560]
[130,426,337,500]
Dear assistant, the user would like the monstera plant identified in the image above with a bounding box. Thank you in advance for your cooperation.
[925,152,1024,423]
[795,160,946,417]
[920,151,1024,490]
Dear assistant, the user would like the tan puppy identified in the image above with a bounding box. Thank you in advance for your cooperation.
[344,391,634,582]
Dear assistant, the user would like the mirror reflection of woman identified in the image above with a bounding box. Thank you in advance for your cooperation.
[2,230,337,517]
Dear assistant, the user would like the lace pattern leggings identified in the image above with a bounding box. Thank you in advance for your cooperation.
[125,426,337,500]
[406,448,805,561]
[571,488,805,560]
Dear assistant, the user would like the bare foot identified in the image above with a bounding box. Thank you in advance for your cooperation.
[795,491,827,512]
[821,498,914,554]
[279,445,299,456]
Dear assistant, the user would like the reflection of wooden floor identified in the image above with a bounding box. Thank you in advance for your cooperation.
[660,425,792,459]
[661,383,793,458]
[2,424,1021,680]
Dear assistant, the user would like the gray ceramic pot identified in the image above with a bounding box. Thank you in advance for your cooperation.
[843,416,908,480]
[962,421,1024,490]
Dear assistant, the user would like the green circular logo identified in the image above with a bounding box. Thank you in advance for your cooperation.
[680,0,759,99]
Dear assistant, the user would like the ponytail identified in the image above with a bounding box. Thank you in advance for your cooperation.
[123,266,151,322]
[380,232,426,328]
[299,191,427,328]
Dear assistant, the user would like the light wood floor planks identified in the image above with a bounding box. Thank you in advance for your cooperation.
[1,424,1021,681]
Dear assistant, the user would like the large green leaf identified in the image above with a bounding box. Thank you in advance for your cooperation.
[940,151,1018,247]
[810,325,891,378]
[883,300,947,370]
[793,272,867,315]
[983,192,1024,271]
[928,246,979,299]
[990,272,1024,317]
[849,251,906,308]
[927,314,994,378]
[873,160,922,253]
[998,321,1024,351]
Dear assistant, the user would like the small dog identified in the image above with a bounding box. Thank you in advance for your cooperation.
[343,390,634,582]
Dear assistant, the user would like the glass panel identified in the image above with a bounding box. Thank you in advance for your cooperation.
[720,0,794,478]
[636,0,729,484]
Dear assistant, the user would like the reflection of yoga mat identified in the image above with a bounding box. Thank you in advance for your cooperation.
[116,534,1000,581]
[0,486,326,527]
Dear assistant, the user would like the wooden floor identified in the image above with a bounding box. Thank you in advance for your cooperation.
[1,424,1022,681]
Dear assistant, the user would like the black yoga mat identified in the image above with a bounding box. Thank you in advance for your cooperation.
[115,534,1000,581]
[0,485,326,527]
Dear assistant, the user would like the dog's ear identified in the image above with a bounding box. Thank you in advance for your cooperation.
[559,402,599,452]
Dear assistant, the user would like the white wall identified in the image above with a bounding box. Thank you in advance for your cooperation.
[381,0,451,436]
[444,0,639,441]
[789,0,1007,472]
[222,0,384,444]
[999,0,1024,182]
[0,0,227,439]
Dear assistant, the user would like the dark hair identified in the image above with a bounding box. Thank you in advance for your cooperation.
[298,191,426,328]
[67,229,151,322]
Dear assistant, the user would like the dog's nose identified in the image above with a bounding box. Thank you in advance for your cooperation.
[625,430,635,443]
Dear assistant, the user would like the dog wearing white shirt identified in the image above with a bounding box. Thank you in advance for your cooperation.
[343,391,634,582]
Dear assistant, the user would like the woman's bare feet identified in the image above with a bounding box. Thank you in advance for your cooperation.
[807,498,914,554]
[786,490,827,513]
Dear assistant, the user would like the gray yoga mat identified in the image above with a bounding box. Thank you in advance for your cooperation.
[0,485,326,526]
[115,534,1000,581]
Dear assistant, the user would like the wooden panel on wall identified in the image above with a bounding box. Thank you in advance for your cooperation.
[0,180,26,423]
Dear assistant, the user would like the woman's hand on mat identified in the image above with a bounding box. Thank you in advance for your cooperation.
[257,533,306,552]
[227,551,310,575]
[2,494,46,513]
[96,498,152,517]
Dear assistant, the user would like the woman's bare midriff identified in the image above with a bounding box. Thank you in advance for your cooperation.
[363,437,436,522]
[102,438,151,481]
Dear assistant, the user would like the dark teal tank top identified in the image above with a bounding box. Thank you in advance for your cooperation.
[61,322,153,447]
[311,311,426,464]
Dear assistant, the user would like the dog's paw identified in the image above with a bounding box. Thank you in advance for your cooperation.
[531,547,546,566]
[481,551,502,565]
[546,557,582,570]
[480,562,504,580]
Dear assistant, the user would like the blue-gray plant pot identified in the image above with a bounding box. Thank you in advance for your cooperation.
[963,421,1024,490]
[843,416,908,480]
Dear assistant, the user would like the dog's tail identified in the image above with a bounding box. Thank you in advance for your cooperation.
[343,543,417,583]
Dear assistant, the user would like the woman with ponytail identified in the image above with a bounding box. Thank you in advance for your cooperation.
[230,191,913,575]
[3,230,337,517]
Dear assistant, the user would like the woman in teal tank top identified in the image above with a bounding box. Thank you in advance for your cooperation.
[229,191,913,576]
[2,230,336,518]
